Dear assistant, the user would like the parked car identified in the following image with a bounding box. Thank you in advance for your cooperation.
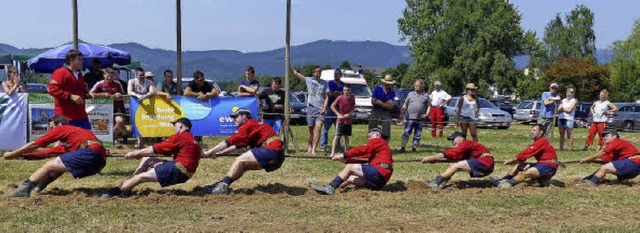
[258,87,307,125]
[320,69,372,122]
[490,99,517,115]
[294,91,307,105]
[601,102,640,131]
[391,88,413,123]
[572,101,593,128]
[444,97,513,129]
[513,100,543,123]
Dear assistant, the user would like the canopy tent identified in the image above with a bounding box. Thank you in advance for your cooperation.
[27,40,132,73]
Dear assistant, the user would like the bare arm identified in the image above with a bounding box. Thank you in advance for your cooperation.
[608,103,618,112]
[124,146,155,159]
[421,153,445,163]
[331,99,340,118]
[183,87,200,97]
[1,82,14,95]
[580,151,606,163]
[3,142,41,160]
[290,68,306,82]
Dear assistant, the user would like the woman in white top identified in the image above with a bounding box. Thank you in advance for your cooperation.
[127,68,157,148]
[456,83,479,141]
[1,65,27,95]
[583,89,618,151]
[557,88,577,150]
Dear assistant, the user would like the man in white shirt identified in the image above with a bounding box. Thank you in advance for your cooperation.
[429,81,451,138]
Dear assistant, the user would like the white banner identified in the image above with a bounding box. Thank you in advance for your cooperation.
[0,93,28,150]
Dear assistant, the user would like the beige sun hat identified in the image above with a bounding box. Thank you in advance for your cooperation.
[465,83,477,90]
[380,74,396,85]
[144,71,155,78]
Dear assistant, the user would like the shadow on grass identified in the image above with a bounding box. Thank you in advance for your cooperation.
[232,183,308,196]
[451,179,495,189]
[340,180,408,194]
[97,171,133,177]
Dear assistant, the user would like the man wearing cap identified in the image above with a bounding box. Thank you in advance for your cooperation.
[539,83,561,137]
[237,66,260,97]
[421,132,494,191]
[128,67,157,148]
[3,116,109,198]
[49,49,93,130]
[291,66,328,155]
[369,75,396,142]
[491,124,559,188]
[258,77,285,134]
[578,129,640,185]
[90,68,126,147]
[309,127,393,195]
[320,68,345,152]
[429,81,452,138]
[100,118,202,198]
[202,108,285,195]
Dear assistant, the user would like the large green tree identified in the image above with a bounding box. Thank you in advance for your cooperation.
[538,5,596,68]
[398,0,532,96]
[609,19,640,102]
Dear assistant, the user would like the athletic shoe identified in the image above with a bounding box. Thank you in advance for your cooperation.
[489,176,502,187]
[576,179,597,187]
[202,182,218,193]
[399,147,406,153]
[497,180,512,189]
[9,183,33,198]
[581,145,589,151]
[309,183,335,195]
[427,179,446,191]
[210,182,230,195]
[411,148,417,153]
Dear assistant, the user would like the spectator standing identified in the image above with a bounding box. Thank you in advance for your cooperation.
[291,66,328,156]
[90,68,126,148]
[184,70,218,101]
[237,66,260,97]
[330,84,355,156]
[583,90,618,151]
[400,79,430,153]
[368,75,396,142]
[321,68,345,151]
[456,83,480,142]
[258,77,285,134]
[539,83,561,138]
[49,49,92,130]
[1,65,27,94]
[127,67,157,148]
[429,81,452,137]
[156,69,178,101]
[557,88,578,151]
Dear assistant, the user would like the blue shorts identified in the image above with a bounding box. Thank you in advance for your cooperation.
[70,119,91,130]
[467,158,493,178]
[263,119,282,134]
[459,115,478,123]
[362,165,387,189]
[154,161,190,187]
[252,147,285,172]
[612,159,640,181]
[558,119,574,129]
[306,107,325,126]
[60,148,106,178]
[532,163,557,182]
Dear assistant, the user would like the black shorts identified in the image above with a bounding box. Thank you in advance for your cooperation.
[336,123,352,136]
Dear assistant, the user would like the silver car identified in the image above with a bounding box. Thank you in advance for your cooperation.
[513,100,543,123]
[445,97,513,129]
[603,102,640,131]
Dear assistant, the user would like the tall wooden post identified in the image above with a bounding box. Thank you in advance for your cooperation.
[72,0,78,50]
[283,0,292,151]
[176,0,183,94]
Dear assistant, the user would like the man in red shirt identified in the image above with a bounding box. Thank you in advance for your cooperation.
[421,132,494,191]
[3,116,108,198]
[491,124,559,188]
[203,108,285,195]
[49,49,92,130]
[579,129,640,185]
[309,127,393,195]
[101,118,202,198]
[89,68,126,147]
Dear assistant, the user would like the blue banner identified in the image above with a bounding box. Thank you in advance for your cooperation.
[129,96,258,137]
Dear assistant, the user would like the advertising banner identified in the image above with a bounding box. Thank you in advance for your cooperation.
[129,96,258,137]
[0,93,28,150]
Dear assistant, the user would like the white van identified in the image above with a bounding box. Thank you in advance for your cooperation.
[320,69,372,121]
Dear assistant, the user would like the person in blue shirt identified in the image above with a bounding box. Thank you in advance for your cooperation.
[368,75,396,142]
[237,66,260,97]
[320,69,344,151]
[539,83,561,138]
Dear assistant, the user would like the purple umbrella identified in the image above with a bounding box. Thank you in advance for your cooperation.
[27,41,132,73]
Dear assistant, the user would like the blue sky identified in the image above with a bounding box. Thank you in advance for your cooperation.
[0,0,638,52]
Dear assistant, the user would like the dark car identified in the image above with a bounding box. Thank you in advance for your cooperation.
[258,87,307,125]
[490,99,517,115]
[573,101,593,128]
[391,88,414,122]
[27,83,49,93]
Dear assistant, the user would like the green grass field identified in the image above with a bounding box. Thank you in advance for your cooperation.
[2,123,640,232]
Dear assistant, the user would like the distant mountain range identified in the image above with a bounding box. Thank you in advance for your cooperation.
[0,40,614,81]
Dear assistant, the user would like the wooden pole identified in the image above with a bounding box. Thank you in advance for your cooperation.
[283,0,291,151]
[176,0,183,94]
[72,0,78,50]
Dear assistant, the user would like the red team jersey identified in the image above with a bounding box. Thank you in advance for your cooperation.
[90,80,124,108]
[443,140,494,170]
[153,131,202,173]
[226,119,283,151]
[34,125,107,158]
[345,137,393,182]
[601,139,640,164]
[515,137,558,169]
[49,67,89,121]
